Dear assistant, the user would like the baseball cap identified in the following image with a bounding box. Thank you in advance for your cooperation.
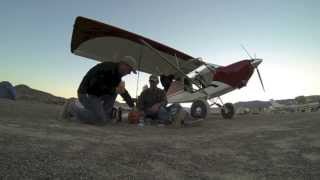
[149,75,159,83]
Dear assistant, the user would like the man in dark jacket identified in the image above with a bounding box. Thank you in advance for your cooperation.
[62,56,137,124]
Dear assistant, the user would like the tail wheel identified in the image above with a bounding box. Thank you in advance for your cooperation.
[221,103,235,119]
[191,100,208,119]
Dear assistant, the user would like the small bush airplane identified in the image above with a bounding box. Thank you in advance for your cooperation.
[71,16,265,119]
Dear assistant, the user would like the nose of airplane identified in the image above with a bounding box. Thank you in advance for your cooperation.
[251,59,263,68]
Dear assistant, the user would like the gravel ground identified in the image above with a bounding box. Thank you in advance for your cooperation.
[0,99,319,180]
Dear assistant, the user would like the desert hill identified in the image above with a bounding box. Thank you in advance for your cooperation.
[15,85,67,105]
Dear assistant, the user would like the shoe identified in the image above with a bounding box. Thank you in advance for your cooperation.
[171,106,187,128]
[59,98,76,120]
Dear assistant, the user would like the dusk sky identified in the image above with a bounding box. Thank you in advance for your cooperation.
[1,0,319,103]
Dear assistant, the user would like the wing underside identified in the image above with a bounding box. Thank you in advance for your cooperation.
[71,16,203,76]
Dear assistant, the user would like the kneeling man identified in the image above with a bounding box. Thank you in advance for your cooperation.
[61,56,136,125]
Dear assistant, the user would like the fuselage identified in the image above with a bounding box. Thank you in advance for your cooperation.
[167,59,262,103]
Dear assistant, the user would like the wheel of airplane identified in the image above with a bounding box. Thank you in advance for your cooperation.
[190,100,208,119]
[221,103,235,119]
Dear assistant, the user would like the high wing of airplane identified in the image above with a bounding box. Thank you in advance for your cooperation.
[71,17,205,77]
[71,16,265,119]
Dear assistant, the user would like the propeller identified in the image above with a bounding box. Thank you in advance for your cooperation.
[241,45,265,92]
[256,67,265,91]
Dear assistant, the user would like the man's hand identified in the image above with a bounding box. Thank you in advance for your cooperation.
[116,81,126,94]
[119,87,135,108]
[147,103,161,113]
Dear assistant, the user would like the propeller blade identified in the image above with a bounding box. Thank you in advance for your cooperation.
[241,44,254,59]
[241,45,265,92]
[256,67,265,92]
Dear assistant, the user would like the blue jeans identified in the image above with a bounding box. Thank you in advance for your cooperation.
[144,105,171,124]
[71,93,117,124]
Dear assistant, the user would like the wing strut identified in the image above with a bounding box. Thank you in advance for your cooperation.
[139,39,203,90]
[139,39,187,77]
[174,54,180,69]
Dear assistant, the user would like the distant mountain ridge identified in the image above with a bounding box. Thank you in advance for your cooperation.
[234,101,271,109]
[15,85,67,105]
[14,84,128,107]
[234,95,320,109]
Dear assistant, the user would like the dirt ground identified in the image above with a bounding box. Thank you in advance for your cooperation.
[0,99,319,180]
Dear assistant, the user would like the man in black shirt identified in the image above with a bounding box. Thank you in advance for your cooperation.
[63,56,137,125]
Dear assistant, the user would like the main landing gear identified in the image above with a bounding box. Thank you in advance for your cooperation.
[190,98,235,119]
[220,103,235,119]
[190,100,209,119]
[212,97,235,119]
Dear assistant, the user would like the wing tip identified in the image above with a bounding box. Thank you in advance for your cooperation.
[70,16,112,54]
[70,16,95,53]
